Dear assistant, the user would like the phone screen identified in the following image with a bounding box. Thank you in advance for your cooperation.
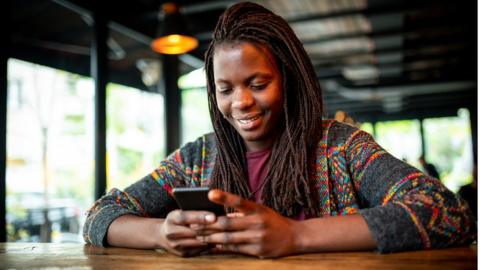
[172,187,226,216]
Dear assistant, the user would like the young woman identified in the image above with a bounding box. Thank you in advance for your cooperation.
[83,2,475,258]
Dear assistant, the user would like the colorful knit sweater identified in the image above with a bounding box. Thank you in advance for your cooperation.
[83,120,476,252]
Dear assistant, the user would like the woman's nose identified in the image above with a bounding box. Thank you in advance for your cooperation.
[231,88,254,109]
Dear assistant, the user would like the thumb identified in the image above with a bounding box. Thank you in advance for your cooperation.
[208,189,259,214]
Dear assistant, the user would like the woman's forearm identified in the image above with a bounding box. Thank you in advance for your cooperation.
[107,215,165,249]
[295,214,376,253]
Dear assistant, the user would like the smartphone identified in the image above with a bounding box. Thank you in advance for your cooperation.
[172,187,226,216]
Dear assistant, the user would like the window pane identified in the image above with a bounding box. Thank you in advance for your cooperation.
[374,120,422,164]
[181,88,213,145]
[423,109,473,192]
[106,84,165,190]
[7,59,94,242]
[359,122,374,136]
[180,68,213,145]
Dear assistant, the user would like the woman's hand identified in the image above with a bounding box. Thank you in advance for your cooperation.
[158,209,217,257]
[194,189,302,258]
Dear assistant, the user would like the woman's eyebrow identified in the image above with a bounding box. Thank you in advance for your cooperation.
[215,72,273,85]
[246,72,273,82]
[215,78,230,84]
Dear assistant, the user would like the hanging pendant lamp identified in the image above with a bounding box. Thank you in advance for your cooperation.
[151,3,198,55]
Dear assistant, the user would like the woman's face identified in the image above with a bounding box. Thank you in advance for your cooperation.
[213,42,283,152]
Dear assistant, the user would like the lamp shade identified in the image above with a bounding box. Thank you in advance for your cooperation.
[151,3,198,55]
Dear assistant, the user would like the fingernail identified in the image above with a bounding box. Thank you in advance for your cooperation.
[205,214,215,222]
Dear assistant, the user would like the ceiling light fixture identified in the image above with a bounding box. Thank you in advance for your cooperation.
[151,3,198,55]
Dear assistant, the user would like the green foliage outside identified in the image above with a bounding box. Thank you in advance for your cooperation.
[116,147,143,175]
[423,109,473,191]
[181,88,213,145]
[360,109,473,192]
[106,84,165,190]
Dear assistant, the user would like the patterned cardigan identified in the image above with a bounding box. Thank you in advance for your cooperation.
[83,120,476,253]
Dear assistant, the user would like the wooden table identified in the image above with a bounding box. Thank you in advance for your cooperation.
[0,243,476,269]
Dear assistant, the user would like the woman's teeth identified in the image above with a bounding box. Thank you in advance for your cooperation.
[238,115,260,124]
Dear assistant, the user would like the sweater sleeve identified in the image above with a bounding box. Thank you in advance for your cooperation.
[343,128,476,253]
[82,151,186,247]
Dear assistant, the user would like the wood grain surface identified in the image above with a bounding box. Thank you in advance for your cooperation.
[0,243,476,269]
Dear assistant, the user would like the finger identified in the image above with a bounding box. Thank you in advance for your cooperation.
[197,230,260,245]
[190,223,224,234]
[227,212,245,218]
[189,223,222,235]
[208,189,260,214]
[194,229,223,236]
[168,210,217,225]
[168,245,211,257]
[189,223,204,230]
[167,238,210,249]
[163,224,198,239]
[201,215,256,231]
[216,243,263,257]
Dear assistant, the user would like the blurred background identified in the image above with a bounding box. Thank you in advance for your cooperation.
[2,0,477,243]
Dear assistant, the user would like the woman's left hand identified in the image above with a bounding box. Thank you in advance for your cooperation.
[193,189,302,258]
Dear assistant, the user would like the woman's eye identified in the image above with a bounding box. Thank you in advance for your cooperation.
[217,87,232,94]
[251,83,268,90]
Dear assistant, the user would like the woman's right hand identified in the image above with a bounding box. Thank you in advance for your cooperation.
[158,209,217,257]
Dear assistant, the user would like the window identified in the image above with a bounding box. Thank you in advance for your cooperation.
[7,59,94,242]
[423,109,473,192]
[179,68,213,145]
[374,120,422,164]
[360,110,474,192]
[106,84,165,190]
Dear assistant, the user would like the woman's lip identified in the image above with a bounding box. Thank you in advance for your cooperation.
[233,113,263,121]
[235,114,263,130]
[237,115,260,123]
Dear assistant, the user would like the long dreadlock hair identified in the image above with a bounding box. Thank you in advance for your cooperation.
[205,2,324,217]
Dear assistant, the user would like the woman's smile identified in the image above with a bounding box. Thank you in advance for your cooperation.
[235,113,263,130]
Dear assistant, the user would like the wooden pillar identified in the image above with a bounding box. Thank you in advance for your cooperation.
[163,55,181,154]
[92,4,107,200]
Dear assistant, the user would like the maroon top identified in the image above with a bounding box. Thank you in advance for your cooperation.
[246,149,306,220]
[246,149,271,203]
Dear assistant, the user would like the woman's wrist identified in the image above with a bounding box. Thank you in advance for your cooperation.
[291,219,310,255]
[291,215,376,253]
[107,215,168,249]
[153,218,167,249]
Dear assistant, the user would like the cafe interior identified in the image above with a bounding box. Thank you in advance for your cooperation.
[0,0,477,247]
